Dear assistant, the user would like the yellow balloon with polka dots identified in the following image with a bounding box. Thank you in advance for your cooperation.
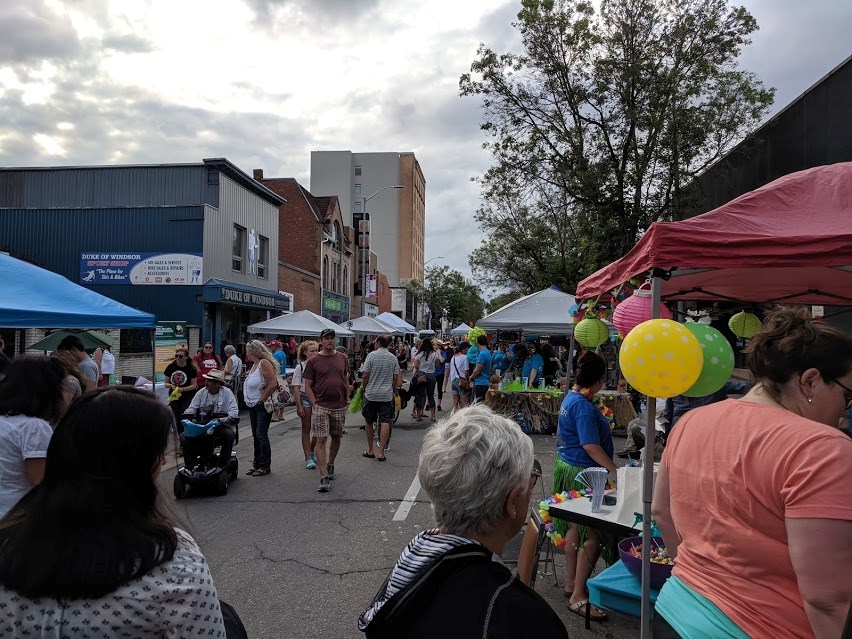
[619,319,703,398]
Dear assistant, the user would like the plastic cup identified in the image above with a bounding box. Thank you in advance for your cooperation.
[522,376,529,389]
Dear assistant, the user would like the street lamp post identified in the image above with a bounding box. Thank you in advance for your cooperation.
[361,184,404,317]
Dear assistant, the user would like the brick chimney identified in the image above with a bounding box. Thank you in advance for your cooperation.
[253,169,264,181]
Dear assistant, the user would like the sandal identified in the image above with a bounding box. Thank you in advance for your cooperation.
[376,455,387,462]
[362,452,376,458]
[246,468,257,475]
[568,599,607,621]
[252,469,270,476]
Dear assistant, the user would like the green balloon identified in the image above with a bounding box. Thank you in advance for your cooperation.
[682,323,735,397]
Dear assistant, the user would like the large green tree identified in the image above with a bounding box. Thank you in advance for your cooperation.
[461,0,774,293]
[406,266,486,329]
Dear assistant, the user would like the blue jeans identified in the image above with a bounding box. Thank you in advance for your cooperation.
[248,404,271,471]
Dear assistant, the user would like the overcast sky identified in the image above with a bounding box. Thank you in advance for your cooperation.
[1,0,849,290]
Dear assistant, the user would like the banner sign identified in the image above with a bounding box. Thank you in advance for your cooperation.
[80,252,202,285]
[367,274,378,297]
[155,321,187,374]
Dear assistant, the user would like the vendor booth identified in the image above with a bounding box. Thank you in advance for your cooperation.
[449,322,472,337]
[477,286,576,335]
[247,309,354,338]
[341,316,402,336]
[575,162,852,638]
[0,253,158,388]
[376,312,417,335]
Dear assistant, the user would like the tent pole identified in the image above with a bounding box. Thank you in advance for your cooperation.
[151,328,156,388]
[640,276,661,639]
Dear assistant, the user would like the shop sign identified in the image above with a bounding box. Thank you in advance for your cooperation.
[324,297,343,312]
[221,286,287,310]
[80,252,203,285]
[155,321,187,373]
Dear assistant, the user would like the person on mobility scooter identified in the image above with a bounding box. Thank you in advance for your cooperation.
[174,369,240,498]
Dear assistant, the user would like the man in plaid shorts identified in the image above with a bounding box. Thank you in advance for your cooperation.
[303,328,351,492]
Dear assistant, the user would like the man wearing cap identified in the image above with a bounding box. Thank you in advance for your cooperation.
[268,340,286,421]
[361,334,402,461]
[303,328,350,493]
[182,369,239,468]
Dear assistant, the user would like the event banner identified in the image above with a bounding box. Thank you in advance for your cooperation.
[155,321,187,374]
[80,252,203,285]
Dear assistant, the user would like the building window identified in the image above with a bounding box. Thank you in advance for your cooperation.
[380,282,385,294]
[232,224,246,272]
[323,256,329,290]
[120,329,153,354]
[355,165,361,176]
[343,265,348,297]
[331,222,340,251]
[258,235,268,279]
[354,201,363,213]
[354,184,362,194]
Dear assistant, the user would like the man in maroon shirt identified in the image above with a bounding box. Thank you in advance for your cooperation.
[303,328,350,493]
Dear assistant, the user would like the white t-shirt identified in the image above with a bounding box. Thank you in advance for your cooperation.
[414,351,438,374]
[185,387,239,420]
[449,354,469,381]
[291,361,305,389]
[0,414,53,518]
[100,350,116,375]
[78,358,99,384]
[226,354,243,378]
[0,528,226,638]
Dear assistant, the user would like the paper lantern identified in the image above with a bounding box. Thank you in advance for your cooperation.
[612,289,672,336]
[574,317,610,347]
[619,319,703,398]
[728,311,761,339]
[682,323,735,397]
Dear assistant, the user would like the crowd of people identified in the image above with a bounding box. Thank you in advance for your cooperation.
[0,306,849,637]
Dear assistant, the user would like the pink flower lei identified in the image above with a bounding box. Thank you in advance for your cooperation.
[573,384,615,429]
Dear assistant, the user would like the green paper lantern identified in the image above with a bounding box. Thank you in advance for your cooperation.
[682,323,735,397]
[574,317,610,348]
[728,311,761,339]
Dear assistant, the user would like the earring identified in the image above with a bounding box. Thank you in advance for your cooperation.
[807,397,813,404]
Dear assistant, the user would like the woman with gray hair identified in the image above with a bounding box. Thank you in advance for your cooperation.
[358,405,567,638]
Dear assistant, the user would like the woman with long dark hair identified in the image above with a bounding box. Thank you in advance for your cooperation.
[0,386,226,637]
[411,338,444,422]
[0,356,74,518]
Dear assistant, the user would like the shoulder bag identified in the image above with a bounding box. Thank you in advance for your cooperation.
[262,361,292,413]
[454,358,470,390]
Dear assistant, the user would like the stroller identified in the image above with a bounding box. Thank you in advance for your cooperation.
[174,411,239,498]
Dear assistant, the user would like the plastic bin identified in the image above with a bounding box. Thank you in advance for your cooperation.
[588,560,660,618]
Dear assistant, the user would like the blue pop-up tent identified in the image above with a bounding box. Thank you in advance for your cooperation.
[0,253,155,328]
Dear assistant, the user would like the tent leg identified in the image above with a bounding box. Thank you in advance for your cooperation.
[640,277,662,639]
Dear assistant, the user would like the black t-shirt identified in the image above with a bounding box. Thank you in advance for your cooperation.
[164,361,197,389]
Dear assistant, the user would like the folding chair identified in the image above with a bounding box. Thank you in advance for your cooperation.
[533,458,558,587]
[516,510,540,586]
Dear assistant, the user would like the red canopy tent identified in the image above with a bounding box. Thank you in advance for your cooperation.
[574,162,852,638]
[576,162,852,304]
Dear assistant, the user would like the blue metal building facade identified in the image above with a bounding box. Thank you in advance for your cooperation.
[0,159,287,353]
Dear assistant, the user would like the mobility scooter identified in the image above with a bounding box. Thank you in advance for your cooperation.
[174,411,239,498]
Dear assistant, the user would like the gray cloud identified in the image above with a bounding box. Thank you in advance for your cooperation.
[0,2,83,64]
[101,34,155,54]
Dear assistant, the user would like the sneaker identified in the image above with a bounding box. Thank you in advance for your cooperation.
[318,477,330,492]
[327,463,336,480]
[311,452,317,464]
[305,458,317,469]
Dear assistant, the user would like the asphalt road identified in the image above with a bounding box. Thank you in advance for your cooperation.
[160,401,641,639]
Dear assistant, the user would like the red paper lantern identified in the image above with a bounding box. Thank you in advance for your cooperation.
[612,288,672,336]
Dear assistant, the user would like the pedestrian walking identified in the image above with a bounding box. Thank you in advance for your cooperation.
[242,340,278,477]
[303,328,350,493]
[361,335,402,462]
[291,340,319,469]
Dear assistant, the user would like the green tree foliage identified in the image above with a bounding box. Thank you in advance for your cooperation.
[460,0,774,293]
[406,266,486,329]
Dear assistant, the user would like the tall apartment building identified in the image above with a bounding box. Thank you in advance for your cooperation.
[310,151,425,321]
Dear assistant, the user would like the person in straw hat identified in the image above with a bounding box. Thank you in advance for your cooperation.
[181,368,239,469]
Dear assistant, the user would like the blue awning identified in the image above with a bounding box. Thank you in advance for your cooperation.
[202,278,291,312]
[0,253,156,328]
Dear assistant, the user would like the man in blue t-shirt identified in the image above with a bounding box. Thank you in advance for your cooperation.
[491,343,511,378]
[470,335,492,403]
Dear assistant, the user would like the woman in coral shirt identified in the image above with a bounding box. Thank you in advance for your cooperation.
[652,307,852,639]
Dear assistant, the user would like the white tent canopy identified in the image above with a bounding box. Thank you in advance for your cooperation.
[339,315,402,336]
[376,312,417,333]
[477,287,576,335]
[248,310,354,338]
[450,322,472,336]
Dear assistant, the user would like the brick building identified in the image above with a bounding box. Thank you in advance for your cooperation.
[253,171,355,322]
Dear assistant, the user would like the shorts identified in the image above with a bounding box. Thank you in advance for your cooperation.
[362,400,394,425]
[311,404,346,439]
[473,384,488,402]
[451,378,462,396]
[300,392,312,409]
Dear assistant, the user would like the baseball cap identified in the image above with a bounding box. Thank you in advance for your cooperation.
[268,340,281,347]
[320,328,336,339]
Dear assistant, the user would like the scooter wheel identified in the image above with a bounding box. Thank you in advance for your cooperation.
[215,470,229,496]
[174,474,189,500]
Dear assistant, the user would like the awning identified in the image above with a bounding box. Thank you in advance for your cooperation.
[202,278,292,312]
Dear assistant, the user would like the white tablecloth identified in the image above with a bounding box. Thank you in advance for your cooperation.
[139,382,170,406]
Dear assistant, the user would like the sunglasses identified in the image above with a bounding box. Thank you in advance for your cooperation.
[530,467,541,490]
[176,354,187,359]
